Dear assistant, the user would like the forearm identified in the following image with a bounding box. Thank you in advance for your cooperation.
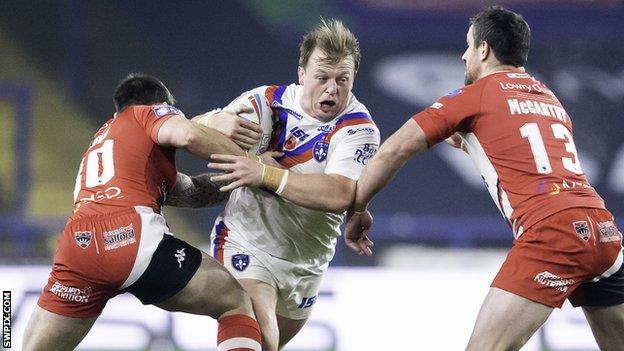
[279,173,354,214]
[187,123,245,159]
[354,120,428,211]
[165,172,230,208]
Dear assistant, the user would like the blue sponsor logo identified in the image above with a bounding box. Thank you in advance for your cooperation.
[317,125,334,132]
[231,253,250,271]
[444,88,463,98]
[313,141,329,162]
[153,105,184,118]
[346,127,375,136]
[354,143,377,165]
[272,102,304,120]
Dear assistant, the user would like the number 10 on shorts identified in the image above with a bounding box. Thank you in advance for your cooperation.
[298,295,317,309]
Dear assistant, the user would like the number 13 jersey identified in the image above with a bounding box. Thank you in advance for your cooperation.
[412,71,605,238]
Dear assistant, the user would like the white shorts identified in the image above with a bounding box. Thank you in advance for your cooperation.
[210,220,324,319]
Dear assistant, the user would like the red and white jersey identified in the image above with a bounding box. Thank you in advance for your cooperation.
[413,71,605,238]
[71,104,181,218]
[219,84,380,266]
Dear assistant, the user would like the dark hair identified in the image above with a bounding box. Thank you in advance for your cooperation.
[470,5,530,67]
[113,73,175,112]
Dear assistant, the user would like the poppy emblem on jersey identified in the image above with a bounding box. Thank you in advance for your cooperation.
[313,141,329,162]
[232,254,250,271]
[74,231,92,249]
[573,221,591,241]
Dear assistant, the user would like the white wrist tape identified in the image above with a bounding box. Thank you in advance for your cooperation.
[275,170,289,195]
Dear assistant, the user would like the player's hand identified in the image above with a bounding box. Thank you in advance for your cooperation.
[343,209,374,256]
[259,151,285,169]
[445,133,468,153]
[208,154,264,192]
[196,104,262,150]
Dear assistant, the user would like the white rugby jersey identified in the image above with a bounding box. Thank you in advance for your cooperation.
[213,84,380,266]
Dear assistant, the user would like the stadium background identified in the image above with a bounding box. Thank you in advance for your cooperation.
[1,0,622,350]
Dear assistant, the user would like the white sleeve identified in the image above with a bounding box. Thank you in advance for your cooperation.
[324,124,381,180]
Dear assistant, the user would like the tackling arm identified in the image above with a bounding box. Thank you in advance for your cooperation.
[353,119,429,211]
[157,114,245,159]
[164,172,230,208]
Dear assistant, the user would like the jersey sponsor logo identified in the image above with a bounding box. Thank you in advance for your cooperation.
[290,126,309,142]
[572,221,591,241]
[103,224,136,251]
[346,127,376,136]
[506,73,531,79]
[78,186,123,203]
[313,141,329,162]
[49,282,92,303]
[444,88,463,98]
[507,99,569,123]
[317,125,334,133]
[175,248,186,268]
[598,221,621,243]
[498,82,552,95]
[534,271,575,292]
[152,105,184,118]
[354,143,377,165]
[431,102,443,109]
[74,231,92,249]
[89,126,110,148]
[231,253,250,271]
[273,103,304,120]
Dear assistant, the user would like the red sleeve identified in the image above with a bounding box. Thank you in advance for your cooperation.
[132,105,186,143]
[411,83,483,146]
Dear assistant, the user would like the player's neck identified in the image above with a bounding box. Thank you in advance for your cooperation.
[479,63,524,79]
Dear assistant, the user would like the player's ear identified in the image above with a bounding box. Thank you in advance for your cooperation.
[297,66,305,85]
[479,41,489,62]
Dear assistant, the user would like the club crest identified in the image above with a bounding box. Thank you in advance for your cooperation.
[232,253,250,272]
[573,221,591,241]
[313,141,329,162]
[74,231,92,249]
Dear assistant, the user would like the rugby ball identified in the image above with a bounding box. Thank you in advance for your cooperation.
[224,92,275,155]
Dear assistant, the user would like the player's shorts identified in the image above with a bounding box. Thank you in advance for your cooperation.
[38,206,202,318]
[210,220,323,320]
[492,207,624,308]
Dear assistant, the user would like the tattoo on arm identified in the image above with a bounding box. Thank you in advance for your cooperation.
[164,172,230,208]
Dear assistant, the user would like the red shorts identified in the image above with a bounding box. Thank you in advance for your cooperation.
[38,206,201,318]
[492,207,623,308]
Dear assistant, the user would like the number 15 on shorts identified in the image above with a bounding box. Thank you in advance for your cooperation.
[298,295,317,309]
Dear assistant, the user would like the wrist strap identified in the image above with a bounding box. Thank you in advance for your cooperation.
[275,170,289,195]
[262,166,287,194]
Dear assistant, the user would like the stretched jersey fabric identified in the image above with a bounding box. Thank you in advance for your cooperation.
[71,104,180,218]
[413,71,605,238]
[218,84,380,265]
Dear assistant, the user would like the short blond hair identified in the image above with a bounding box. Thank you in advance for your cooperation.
[299,18,361,72]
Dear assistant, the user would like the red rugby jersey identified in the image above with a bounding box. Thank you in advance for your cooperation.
[413,70,605,237]
[71,104,181,218]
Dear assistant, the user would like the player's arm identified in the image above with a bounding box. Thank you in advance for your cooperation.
[207,153,356,214]
[157,114,245,159]
[352,119,428,212]
[343,119,428,255]
[193,106,262,150]
[164,172,230,208]
[273,172,356,214]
